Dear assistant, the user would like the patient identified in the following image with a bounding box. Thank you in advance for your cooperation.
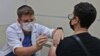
[49,2,100,56]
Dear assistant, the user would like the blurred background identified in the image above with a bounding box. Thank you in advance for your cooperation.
[0,0,100,56]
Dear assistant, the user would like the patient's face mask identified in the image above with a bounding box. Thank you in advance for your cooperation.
[68,14,75,30]
[22,22,34,32]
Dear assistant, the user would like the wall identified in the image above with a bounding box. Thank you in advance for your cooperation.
[0,0,100,56]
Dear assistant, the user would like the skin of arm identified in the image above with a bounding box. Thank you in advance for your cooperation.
[48,45,57,56]
[15,34,48,56]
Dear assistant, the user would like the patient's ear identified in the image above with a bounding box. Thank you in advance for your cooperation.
[72,16,79,25]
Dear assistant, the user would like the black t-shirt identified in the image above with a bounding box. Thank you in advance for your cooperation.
[56,32,100,56]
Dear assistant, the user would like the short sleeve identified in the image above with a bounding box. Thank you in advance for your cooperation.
[56,40,64,56]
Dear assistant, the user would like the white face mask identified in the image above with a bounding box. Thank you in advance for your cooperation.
[22,22,34,31]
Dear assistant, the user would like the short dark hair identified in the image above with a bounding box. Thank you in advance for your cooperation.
[74,2,97,29]
[17,5,34,18]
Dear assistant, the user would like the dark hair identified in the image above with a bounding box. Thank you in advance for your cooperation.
[74,2,97,29]
[17,5,34,18]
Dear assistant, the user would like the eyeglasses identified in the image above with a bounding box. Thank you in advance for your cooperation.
[68,14,74,20]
